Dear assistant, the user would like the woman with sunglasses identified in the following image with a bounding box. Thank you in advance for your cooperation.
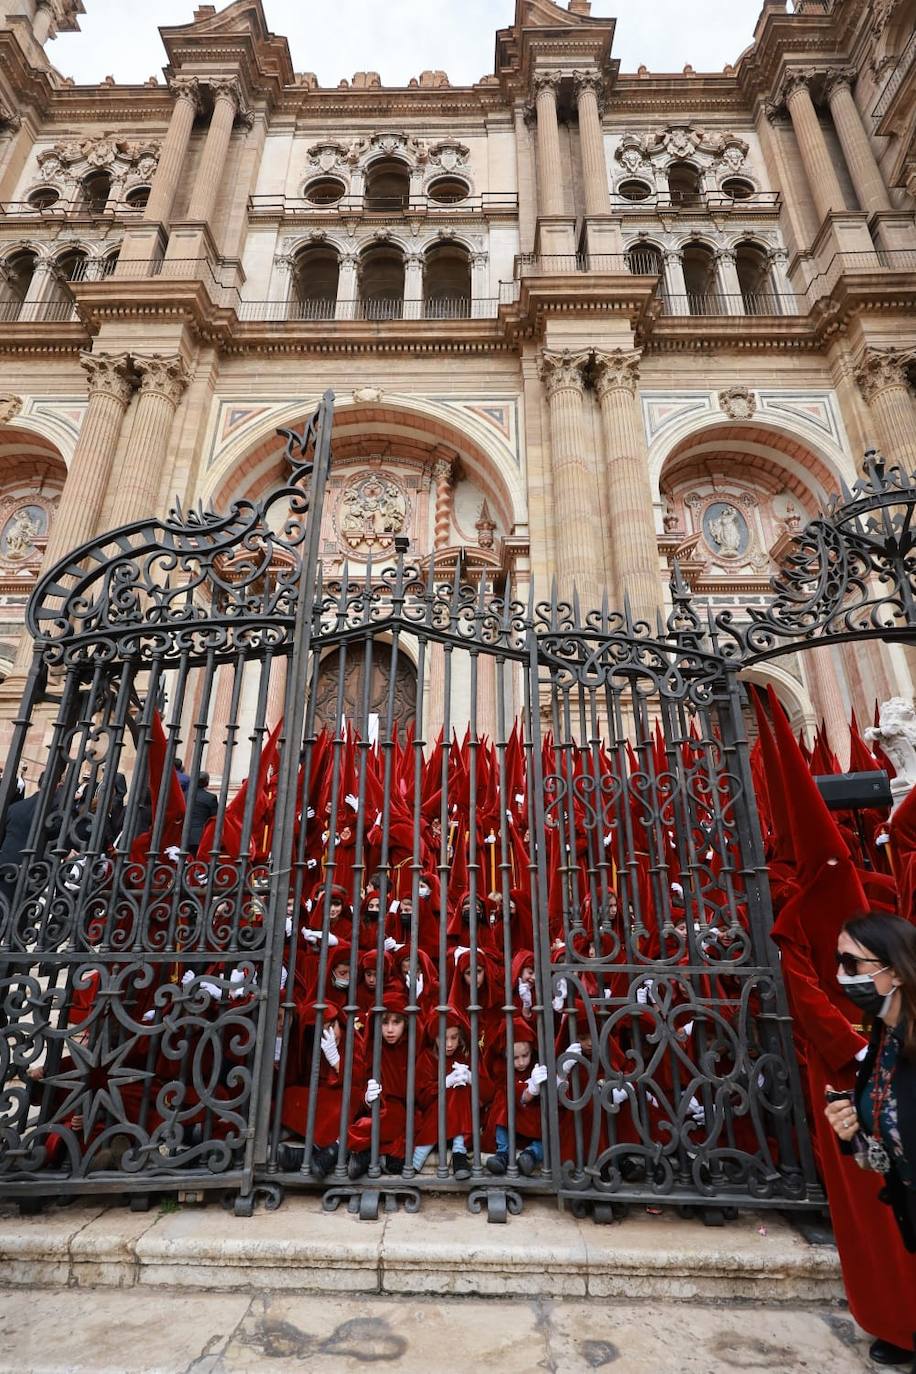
[826,913,916,1370]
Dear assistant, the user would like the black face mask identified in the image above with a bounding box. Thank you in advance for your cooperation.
[837,972,888,1017]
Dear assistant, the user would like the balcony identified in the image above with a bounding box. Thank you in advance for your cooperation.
[873,29,916,120]
[658,290,790,317]
[247,191,519,220]
[514,253,644,277]
[235,296,502,322]
[608,189,781,216]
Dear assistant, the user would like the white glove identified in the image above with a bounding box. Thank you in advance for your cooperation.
[518,979,532,1008]
[445,1064,470,1089]
[610,1087,628,1107]
[384,936,400,952]
[635,979,654,1006]
[326,931,339,947]
[321,1025,340,1069]
[229,968,248,998]
[285,916,293,937]
[559,1042,581,1076]
[301,927,321,944]
[180,970,195,986]
[687,1095,705,1125]
[551,977,567,1012]
[165,845,181,863]
[345,793,359,812]
[415,971,424,997]
[680,1020,694,1039]
[142,1008,156,1022]
[454,945,470,964]
[306,858,318,870]
[525,1063,549,1096]
[365,1078,382,1105]
[199,978,222,1000]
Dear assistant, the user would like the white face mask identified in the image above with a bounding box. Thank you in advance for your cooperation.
[418,883,431,899]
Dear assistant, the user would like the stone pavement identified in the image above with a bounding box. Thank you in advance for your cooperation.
[0,1287,877,1373]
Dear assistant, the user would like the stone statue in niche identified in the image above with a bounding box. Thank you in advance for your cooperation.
[1,505,44,560]
[703,501,748,558]
[337,472,408,554]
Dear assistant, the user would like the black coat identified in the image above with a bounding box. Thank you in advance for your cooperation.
[849,1017,916,1253]
[187,787,218,848]
[0,792,45,871]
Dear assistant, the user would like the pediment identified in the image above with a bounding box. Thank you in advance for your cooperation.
[160,0,293,101]
[161,0,270,41]
[521,0,589,27]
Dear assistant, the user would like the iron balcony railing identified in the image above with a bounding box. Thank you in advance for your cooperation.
[248,191,520,218]
[236,296,501,322]
[0,297,82,323]
[514,252,660,277]
[658,290,790,317]
[873,29,916,119]
[0,198,149,218]
[610,189,781,213]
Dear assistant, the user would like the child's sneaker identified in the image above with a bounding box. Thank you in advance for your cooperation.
[452,1149,471,1180]
[517,1148,538,1176]
[486,1151,508,1175]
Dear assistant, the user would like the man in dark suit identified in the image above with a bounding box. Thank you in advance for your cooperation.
[187,771,218,854]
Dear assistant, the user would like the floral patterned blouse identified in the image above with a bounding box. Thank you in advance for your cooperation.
[858,1026,913,1188]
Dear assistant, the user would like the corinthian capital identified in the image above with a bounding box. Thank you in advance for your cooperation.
[573,69,605,105]
[593,348,641,400]
[781,67,818,104]
[133,354,191,407]
[168,75,202,111]
[209,76,243,112]
[538,348,590,399]
[854,347,916,403]
[532,71,562,99]
[823,66,857,101]
[80,350,136,407]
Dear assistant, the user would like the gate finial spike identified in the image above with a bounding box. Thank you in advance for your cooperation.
[572,584,581,623]
[623,589,634,633]
[656,606,667,639]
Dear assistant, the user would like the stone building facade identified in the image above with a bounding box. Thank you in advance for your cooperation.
[0,0,914,766]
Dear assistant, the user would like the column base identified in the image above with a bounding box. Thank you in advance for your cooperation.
[534,216,579,261]
[870,211,916,254]
[579,216,625,262]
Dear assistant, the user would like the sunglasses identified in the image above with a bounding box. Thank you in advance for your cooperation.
[835,951,887,978]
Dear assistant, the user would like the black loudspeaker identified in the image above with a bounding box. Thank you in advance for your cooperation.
[813,770,893,812]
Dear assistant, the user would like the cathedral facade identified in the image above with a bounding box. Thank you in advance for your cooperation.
[0,0,914,766]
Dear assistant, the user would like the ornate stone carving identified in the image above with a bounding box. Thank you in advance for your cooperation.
[866,697,916,803]
[475,500,496,550]
[854,346,916,402]
[703,501,748,559]
[209,76,242,109]
[80,351,136,407]
[572,69,606,111]
[133,354,191,406]
[33,136,160,203]
[352,387,384,403]
[427,140,470,172]
[593,348,641,400]
[169,75,202,109]
[781,68,819,105]
[335,471,409,554]
[306,140,349,175]
[718,385,756,420]
[0,395,22,423]
[823,66,857,101]
[1,506,40,560]
[537,348,590,399]
[532,71,562,98]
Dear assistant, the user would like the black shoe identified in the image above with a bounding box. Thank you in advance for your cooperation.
[517,1148,538,1177]
[276,1142,305,1172]
[384,1154,405,1175]
[620,1155,646,1183]
[347,1149,371,1181]
[869,1340,914,1366]
[486,1151,508,1176]
[311,1144,339,1179]
[452,1150,471,1180]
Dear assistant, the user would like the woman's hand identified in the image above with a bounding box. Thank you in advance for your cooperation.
[824,1085,861,1142]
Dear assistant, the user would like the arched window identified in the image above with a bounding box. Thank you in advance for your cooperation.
[359,245,405,320]
[80,171,112,214]
[667,161,701,205]
[47,249,88,319]
[100,250,120,279]
[364,159,411,212]
[681,242,717,314]
[124,185,150,211]
[0,250,37,321]
[735,241,774,315]
[291,246,339,320]
[424,241,471,318]
[625,243,663,277]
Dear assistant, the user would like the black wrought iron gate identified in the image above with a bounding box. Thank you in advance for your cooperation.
[8,395,907,1219]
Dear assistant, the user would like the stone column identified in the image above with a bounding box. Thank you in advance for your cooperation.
[533,73,564,219]
[716,248,744,315]
[574,70,608,219]
[143,77,200,226]
[10,351,135,673]
[432,456,454,550]
[0,110,23,192]
[593,348,662,624]
[18,259,54,322]
[32,0,55,44]
[663,248,688,314]
[769,248,797,314]
[335,252,358,320]
[186,77,240,225]
[824,68,892,214]
[470,251,489,318]
[107,355,191,529]
[782,70,846,224]
[538,348,601,606]
[403,251,424,320]
[854,348,916,465]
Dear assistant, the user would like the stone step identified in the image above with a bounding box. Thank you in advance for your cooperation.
[0,1195,843,1301]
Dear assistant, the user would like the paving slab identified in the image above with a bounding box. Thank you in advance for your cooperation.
[0,1288,875,1374]
[0,1201,104,1287]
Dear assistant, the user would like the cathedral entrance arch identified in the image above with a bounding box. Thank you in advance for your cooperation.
[313,642,418,735]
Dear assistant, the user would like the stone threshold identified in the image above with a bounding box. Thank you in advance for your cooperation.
[0,1195,843,1301]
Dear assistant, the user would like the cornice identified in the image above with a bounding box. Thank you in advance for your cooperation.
[0,30,53,118]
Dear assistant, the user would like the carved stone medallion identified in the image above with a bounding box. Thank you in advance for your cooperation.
[335,471,409,554]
